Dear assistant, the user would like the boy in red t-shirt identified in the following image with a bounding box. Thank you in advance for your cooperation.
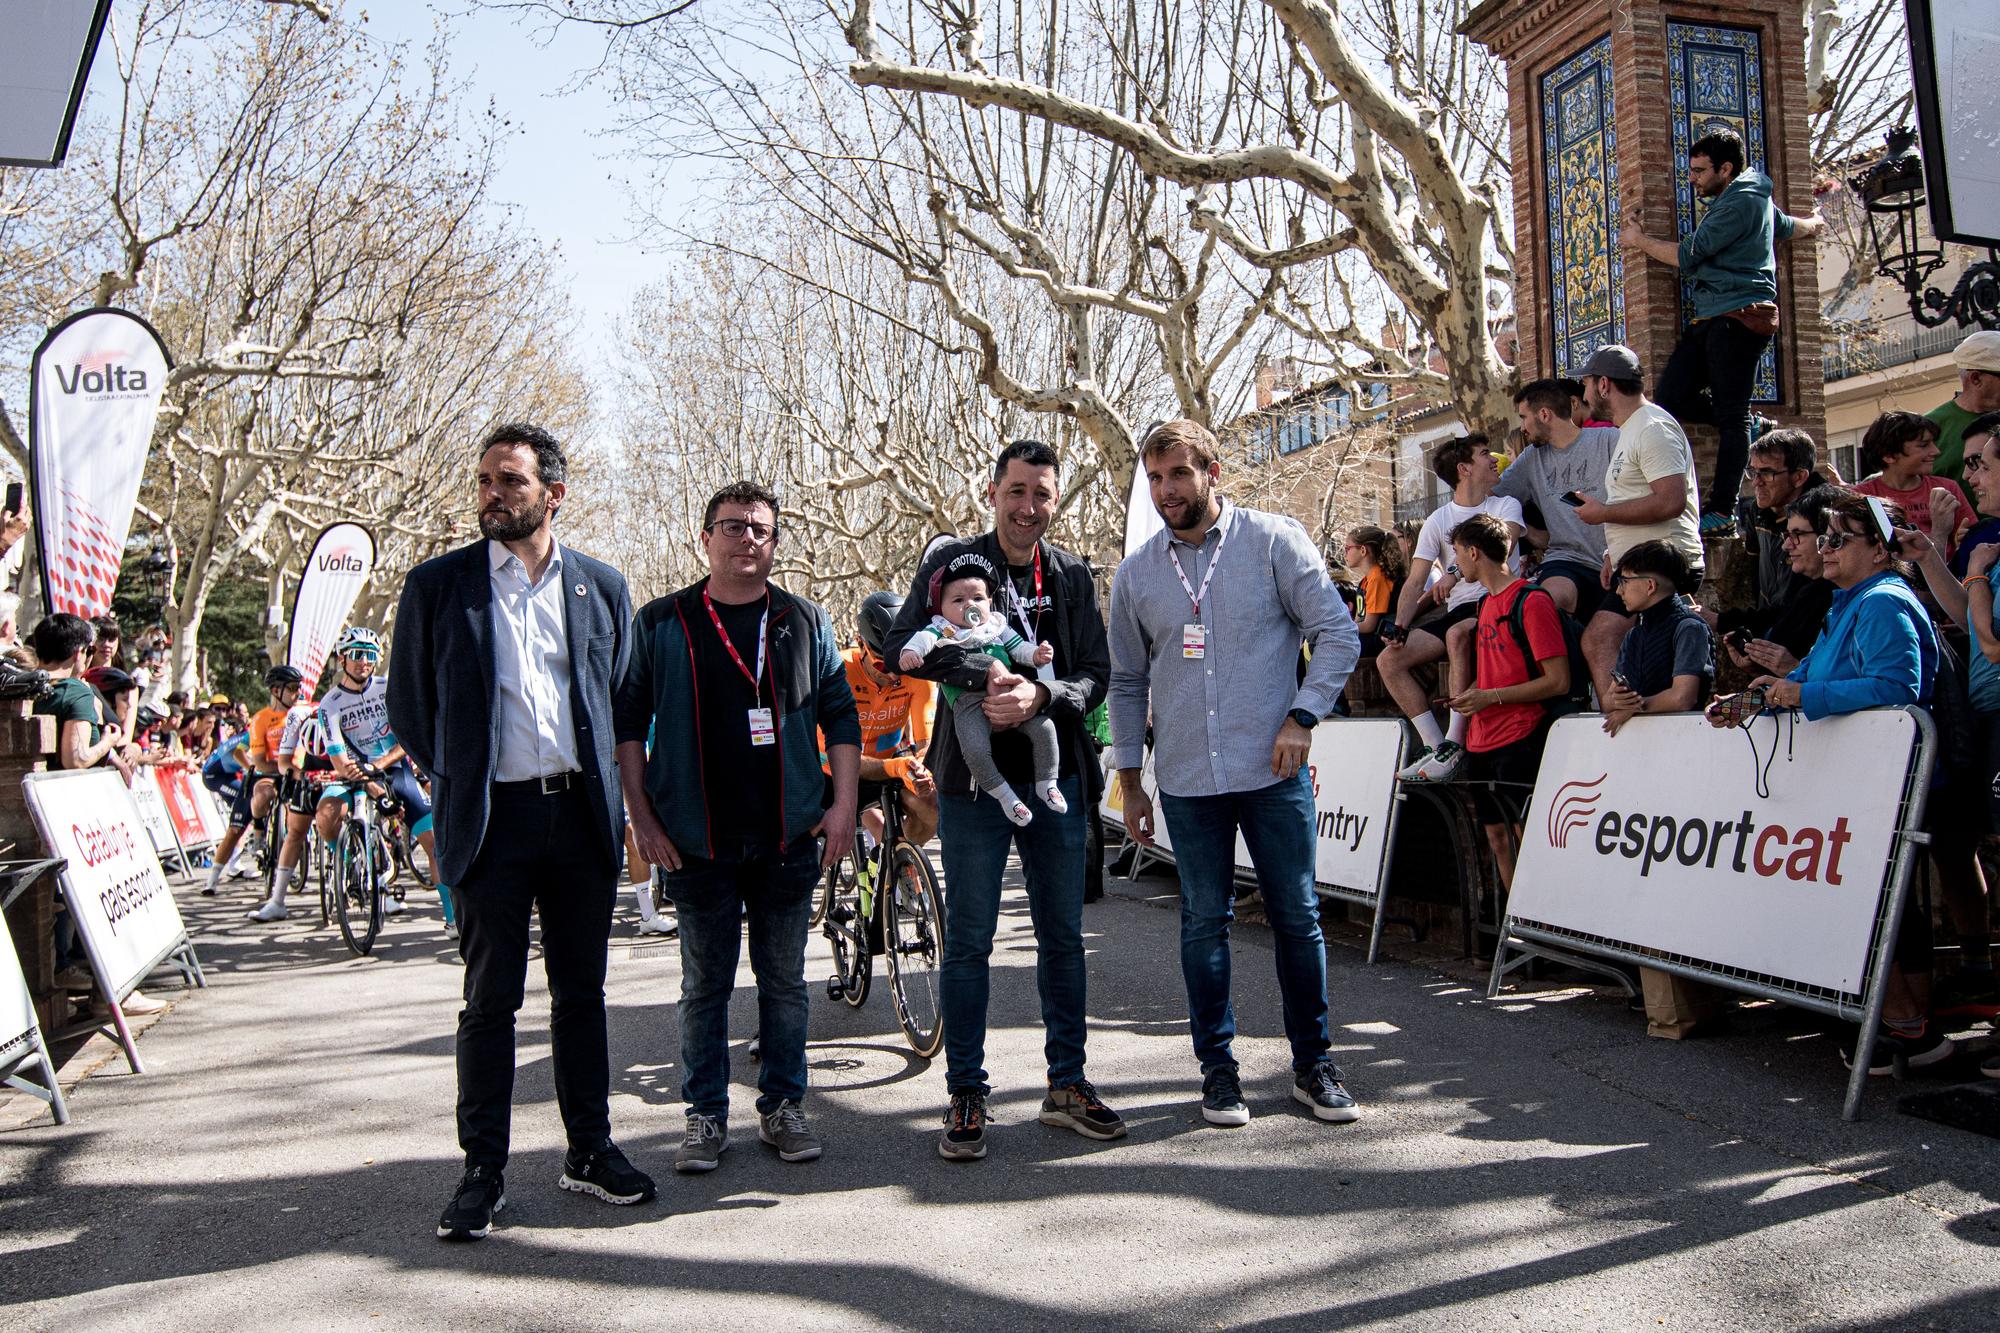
[1440,514,1571,889]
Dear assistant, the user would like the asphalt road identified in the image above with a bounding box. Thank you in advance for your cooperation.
[3,859,1997,1331]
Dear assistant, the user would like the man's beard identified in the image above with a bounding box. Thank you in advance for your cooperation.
[1165,487,1215,531]
[480,502,542,541]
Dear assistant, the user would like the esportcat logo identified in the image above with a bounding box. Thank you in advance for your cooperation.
[1547,773,1857,884]
[1546,775,1605,849]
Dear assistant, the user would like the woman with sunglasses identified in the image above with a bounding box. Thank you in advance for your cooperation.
[1734,492,1956,1073]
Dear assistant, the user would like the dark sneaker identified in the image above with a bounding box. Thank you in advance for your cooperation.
[1841,1026,1956,1077]
[1293,1061,1361,1122]
[939,1089,988,1161]
[675,1112,728,1173]
[558,1141,656,1205]
[758,1100,822,1162]
[1039,1078,1127,1140]
[1201,1065,1249,1127]
[436,1165,505,1241]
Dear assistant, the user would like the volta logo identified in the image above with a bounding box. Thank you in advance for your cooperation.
[315,551,367,573]
[52,352,151,396]
[1546,774,1606,849]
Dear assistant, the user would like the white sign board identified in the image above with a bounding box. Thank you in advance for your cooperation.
[1508,711,1918,998]
[129,769,180,857]
[23,768,191,999]
[0,906,38,1060]
[1300,718,1406,901]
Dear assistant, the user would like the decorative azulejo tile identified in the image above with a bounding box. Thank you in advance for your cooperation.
[1541,35,1622,378]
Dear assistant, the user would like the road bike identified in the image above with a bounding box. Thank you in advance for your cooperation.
[819,768,945,1058]
[316,762,398,956]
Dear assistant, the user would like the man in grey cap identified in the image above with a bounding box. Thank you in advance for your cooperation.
[1927,330,2000,490]
[1565,344,1703,702]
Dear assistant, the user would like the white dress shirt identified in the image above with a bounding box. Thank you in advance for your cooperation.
[488,538,581,781]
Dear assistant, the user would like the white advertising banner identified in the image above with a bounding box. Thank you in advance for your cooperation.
[28,307,173,617]
[129,768,180,858]
[23,768,192,1000]
[1507,710,1920,998]
[287,522,376,691]
[0,906,38,1059]
[1122,462,1164,559]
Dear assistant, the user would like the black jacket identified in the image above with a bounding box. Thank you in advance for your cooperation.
[886,532,1109,801]
[386,540,632,886]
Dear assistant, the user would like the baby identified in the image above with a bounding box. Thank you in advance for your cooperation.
[900,561,1063,826]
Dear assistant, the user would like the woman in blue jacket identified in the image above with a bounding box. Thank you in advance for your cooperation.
[1744,491,1953,1073]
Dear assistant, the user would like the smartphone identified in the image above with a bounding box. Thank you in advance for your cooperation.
[3,482,20,515]
[1611,671,1631,691]
[1725,628,1752,652]
[1559,490,1586,508]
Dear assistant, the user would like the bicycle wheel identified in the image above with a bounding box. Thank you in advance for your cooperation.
[335,818,383,956]
[882,842,945,1057]
[825,843,871,1008]
[810,843,848,928]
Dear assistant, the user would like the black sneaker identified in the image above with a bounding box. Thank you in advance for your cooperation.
[1039,1078,1128,1140]
[1293,1061,1361,1122]
[939,1089,988,1161]
[1201,1065,1249,1127]
[558,1141,657,1205]
[436,1165,505,1241]
[1840,1026,1956,1077]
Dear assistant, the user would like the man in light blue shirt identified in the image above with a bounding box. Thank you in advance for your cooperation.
[1108,419,1362,1128]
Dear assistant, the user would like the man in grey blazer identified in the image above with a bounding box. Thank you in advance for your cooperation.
[388,422,655,1241]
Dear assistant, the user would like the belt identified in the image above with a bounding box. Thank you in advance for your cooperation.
[493,771,582,795]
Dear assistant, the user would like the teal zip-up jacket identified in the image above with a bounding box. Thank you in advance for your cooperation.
[613,578,860,857]
[1678,168,1797,319]
[1784,571,1936,720]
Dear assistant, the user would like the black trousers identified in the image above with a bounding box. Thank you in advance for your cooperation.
[454,782,616,1170]
[1654,314,1772,516]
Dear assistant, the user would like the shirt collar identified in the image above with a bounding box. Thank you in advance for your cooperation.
[488,537,563,581]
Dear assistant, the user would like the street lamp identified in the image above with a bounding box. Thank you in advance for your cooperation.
[1848,127,2000,330]
[139,537,174,626]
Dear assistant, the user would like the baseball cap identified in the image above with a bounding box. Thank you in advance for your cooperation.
[1577,344,1643,381]
[1953,330,2000,374]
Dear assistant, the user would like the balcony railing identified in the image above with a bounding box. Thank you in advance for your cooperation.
[1824,316,1969,382]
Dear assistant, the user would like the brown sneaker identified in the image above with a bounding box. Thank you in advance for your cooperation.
[1038,1078,1127,1140]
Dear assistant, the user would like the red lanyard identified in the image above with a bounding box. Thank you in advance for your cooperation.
[1006,544,1044,640]
[702,589,769,706]
[1166,512,1230,618]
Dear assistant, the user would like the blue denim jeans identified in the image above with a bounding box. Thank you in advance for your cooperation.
[1158,771,1331,1074]
[660,837,820,1120]
[938,773,1087,1095]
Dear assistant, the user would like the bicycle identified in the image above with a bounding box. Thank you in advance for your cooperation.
[317,762,397,956]
[819,767,945,1058]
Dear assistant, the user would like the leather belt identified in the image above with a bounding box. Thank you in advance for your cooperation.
[494,771,581,795]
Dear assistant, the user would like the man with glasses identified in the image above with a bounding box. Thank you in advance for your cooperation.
[200,664,303,898]
[615,481,860,1174]
[1714,428,1825,652]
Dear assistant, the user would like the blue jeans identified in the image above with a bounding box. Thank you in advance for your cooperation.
[660,837,820,1120]
[1159,771,1331,1074]
[938,773,1087,1095]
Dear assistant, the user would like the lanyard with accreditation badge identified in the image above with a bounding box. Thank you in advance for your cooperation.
[1005,544,1055,681]
[703,588,776,746]
[1166,514,1229,659]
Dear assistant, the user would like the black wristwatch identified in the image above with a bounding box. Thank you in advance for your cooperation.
[1288,708,1319,730]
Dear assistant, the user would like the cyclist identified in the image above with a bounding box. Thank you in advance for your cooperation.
[823,591,939,859]
[311,627,454,934]
[248,668,337,921]
[203,666,302,898]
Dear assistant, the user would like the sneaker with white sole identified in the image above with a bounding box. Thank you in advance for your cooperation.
[636,916,677,937]
[758,1100,822,1162]
[1201,1065,1250,1127]
[676,1113,728,1173]
[437,1165,504,1241]
[383,896,406,916]
[1039,1078,1128,1140]
[1402,740,1464,783]
[247,900,289,922]
[1293,1061,1361,1122]
[558,1141,655,1205]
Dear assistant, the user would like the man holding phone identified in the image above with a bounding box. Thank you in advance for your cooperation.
[1,481,30,564]
[1495,379,1618,620]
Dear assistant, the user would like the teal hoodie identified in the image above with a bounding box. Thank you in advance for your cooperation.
[1677,168,1796,319]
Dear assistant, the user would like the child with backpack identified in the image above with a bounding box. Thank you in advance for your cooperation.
[1438,514,1572,890]
[1601,540,1713,735]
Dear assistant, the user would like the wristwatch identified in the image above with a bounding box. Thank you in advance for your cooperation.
[1288,708,1319,730]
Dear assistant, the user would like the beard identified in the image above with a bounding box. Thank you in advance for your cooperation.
[480,500,544,541]
[1164,485,1216,531]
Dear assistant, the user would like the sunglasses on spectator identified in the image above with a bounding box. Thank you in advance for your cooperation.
[1815,528,1873,553]
[706,519,778,544]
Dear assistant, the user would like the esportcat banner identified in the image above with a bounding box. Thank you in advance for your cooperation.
[28,307,173,616]
[287,522,376,694]
[1508,710,1922,997]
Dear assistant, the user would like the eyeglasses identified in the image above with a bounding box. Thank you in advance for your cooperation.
[1780,528,1814,545]
[1815,529,1871,553]
[1747,466,1798,481]
[1611,572,1654,587]
[706,519,778,544]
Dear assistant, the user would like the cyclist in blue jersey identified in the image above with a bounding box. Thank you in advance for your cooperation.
[206,666,303,898]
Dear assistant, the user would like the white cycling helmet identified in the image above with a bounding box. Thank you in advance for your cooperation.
[334,625,382,657]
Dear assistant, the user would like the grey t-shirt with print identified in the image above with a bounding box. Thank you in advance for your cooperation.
[1493,426,1618,567]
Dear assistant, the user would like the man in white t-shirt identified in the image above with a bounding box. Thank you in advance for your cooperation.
[1378,434,1525,781]
[1568,344,1704,703]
